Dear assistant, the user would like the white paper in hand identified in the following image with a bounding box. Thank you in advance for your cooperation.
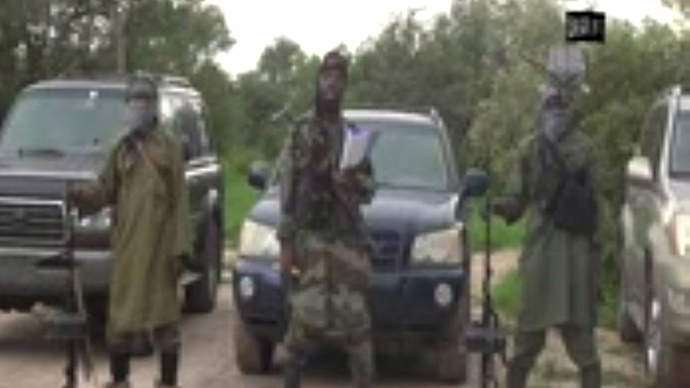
[339,124,373,170]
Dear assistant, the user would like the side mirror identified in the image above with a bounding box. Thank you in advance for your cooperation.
[627,156,653,185]
[247,160,269,190]
[462,168,489,198]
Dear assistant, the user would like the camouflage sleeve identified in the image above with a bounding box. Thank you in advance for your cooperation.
[348,157,375,205]
[72,141,119,214]
[277,128,298,244]
[494,139,530,224]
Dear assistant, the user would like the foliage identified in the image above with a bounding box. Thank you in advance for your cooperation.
[4,0,690,285]
[0,0,234,155]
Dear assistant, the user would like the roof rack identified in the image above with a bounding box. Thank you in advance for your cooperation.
[344,104,441,119]
[55,71,192,89]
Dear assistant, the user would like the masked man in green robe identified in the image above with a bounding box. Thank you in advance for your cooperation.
[493,46,604,388]
[278,50,376,388]
[69,74,191,388]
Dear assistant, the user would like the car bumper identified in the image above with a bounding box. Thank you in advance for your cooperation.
[232,257,469,347]
[659,256,690,344]
[0,246,111,304]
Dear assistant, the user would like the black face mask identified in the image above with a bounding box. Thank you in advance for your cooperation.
[126,104,157,135]
[542,107,571,142]
[314,69,345,118]
[540,90,573,142]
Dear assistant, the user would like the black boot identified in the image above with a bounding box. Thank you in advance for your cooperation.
[160,351,180,387]
[109,352,130,384]
[283,349,307,388]
[580,362,602,388]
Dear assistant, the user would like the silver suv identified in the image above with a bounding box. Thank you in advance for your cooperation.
[619,84,690,387]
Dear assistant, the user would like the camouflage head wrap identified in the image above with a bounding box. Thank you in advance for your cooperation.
[319,49,349,80]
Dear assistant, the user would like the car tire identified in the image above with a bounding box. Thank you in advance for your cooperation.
[618,271,641,343]
[184,217,221,314]
[434,296,468,384]
[232,314,274,374]
[645,296,690,387]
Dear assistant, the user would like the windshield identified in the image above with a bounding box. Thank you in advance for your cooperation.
[364,121,448,190]
[0,88,127,157]
[272,120,449,190]
[671,111,690,174]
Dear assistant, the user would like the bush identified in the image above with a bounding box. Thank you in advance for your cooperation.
[490,268,621,329]
[466,201,526,252]
[222,149,264,247]
[492,269,522,322]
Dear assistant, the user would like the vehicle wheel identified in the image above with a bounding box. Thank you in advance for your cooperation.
[434,296,468,383]
[645,297,689,387]
[618,271,641,343]
[233,314,274,374]
[185,217,221,313]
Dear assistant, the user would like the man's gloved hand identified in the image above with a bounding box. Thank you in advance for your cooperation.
[279,243,301,280]
[333,167,357,192]
[66,186,82,208]
[178,252,203,273]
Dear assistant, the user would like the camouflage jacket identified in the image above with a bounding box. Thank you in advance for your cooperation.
[277,113,376,337]
[277,114,375,245]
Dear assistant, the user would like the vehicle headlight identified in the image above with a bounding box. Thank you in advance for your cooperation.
[238,219,279,259]
[411,226,462,265]
[77,208,111,229]
[670,214,690,256]
[667,288,690,314]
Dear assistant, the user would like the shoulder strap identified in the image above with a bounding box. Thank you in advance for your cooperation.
[541,134,570,177]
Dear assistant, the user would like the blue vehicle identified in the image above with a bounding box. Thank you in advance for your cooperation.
[232,108,486,382]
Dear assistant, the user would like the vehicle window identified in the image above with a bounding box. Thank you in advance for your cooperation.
[271,120,449,190]
[640,103,667,178]
[670,111,690,174]
[0,88,127,157]
[198,102,212,155]
[171,96,203,160]
[366,122,448,190]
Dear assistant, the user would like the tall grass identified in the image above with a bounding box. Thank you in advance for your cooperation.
[465,201,526,252]
[222,147,264,247]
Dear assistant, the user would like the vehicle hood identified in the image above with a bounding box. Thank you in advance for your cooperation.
[249,187,459,235]
[671,179,690,200]
[0,154,101,198]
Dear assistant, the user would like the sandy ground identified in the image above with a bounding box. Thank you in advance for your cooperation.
[0,250,650,388]
[471,250,651,388]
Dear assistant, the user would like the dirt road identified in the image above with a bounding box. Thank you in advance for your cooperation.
[472,250,651,388]
[0,286,476,388]
[0,251,650,388]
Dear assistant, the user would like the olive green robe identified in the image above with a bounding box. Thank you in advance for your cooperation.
[496,130,604,331]
[73,128,192,338]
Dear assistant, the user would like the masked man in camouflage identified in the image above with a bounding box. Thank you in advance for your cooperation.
[492,46,603,388]
[69,74,191,388]
[278,50,376,388]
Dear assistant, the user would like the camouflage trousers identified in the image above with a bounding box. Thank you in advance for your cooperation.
[107,322,181,354]
[284,318,374,388]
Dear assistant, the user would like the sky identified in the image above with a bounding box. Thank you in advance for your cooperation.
[208,0,679,77]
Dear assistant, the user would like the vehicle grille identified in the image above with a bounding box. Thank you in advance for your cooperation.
[0,199,65,246]
[370,230,404,270]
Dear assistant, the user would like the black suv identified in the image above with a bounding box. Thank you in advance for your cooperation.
[0,75,223,317]
[232,108,487,382]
